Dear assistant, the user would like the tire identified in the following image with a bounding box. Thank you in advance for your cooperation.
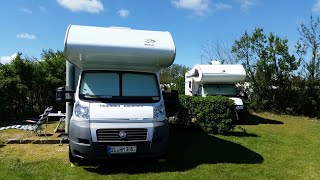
[157,151,168,163]
[69,146,80,164]
[236,110,245,121]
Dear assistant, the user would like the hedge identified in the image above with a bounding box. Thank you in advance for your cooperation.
[172,95,236,134]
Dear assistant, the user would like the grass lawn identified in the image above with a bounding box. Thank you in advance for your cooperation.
[0,112,319,179]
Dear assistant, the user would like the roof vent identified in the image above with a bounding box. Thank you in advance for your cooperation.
[211,60,221,65]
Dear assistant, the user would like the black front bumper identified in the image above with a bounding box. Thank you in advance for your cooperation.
[70,141,167,160]
[69,121,169,160]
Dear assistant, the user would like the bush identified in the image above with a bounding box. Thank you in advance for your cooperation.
[174,95,236,134]
[0,50,65,124]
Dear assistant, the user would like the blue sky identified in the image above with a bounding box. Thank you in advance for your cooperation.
[0,0,319,67]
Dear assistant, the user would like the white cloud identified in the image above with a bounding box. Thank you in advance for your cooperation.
[16,33,37,40]
[172,0,209,16]
[0,53,17,64]
[313,0,320,12]
[20,7,32,14]
[117,9,130,18]
[39,5,48,13]
[239,0,257,10]
[213,2,232,11]
[57,0,104,13]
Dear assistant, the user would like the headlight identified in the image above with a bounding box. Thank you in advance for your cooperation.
[153,102,166,120]
[74,101,89,120]
[235,105,244,110]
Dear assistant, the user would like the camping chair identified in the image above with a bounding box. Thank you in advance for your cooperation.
[20,106,53,143]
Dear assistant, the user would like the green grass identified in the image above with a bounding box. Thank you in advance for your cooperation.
[0,112,319,179]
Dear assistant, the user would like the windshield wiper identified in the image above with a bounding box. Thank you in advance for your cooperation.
[82,94,98,98]
[82,94,114,98]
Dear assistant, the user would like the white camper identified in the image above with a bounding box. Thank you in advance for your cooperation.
[57,25,175,162]
[185,61,246,111]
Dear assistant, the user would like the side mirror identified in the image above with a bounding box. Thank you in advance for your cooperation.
[56,87,66,102]
[55,86,75,103]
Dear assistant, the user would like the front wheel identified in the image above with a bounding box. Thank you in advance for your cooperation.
[156,151,168,163]
[69,146,81,164]
[236,110,245,121]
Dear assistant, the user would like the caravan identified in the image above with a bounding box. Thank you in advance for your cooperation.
[185,61,246,112]
[56,25,176,162]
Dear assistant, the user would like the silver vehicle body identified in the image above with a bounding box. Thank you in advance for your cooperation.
[64,25,176,160]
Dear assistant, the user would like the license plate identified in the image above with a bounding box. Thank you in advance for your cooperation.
[107,146,137,154]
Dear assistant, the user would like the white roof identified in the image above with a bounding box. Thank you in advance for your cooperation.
[186,64,246,83]
[64,25,176,71]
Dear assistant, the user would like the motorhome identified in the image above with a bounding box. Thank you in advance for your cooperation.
[185,61,246,112]
[56,25,176,162]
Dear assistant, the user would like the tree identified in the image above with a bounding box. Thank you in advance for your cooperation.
[0,50,66,123]
[35,49,66,113]
[201,40,237,64]
[256,33,299,112]
[160,64,189,94]
[297,15,320,81]
[232,28,266,98]
[232,28,299,113]
[0,53,37,121]
[295,15,320,117]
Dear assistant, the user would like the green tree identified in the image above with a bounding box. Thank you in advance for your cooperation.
[256,33,299,112]
[296,15,320,117]
[232,28,299,113]
[37,49,66,112]
[0,53,36,121]
[297,15,320,81]
[0,50,66,123]
[232,28,266,97]
[160,64,189,94]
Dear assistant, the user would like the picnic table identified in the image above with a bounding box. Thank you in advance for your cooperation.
[48,112,66,133]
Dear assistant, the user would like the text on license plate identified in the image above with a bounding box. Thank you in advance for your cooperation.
[107,146,137,154]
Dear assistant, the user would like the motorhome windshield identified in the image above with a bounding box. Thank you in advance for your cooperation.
[79,71,160,103]
[203,84,238,97]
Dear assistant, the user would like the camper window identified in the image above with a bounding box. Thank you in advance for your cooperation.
[80,72,120,97]
[194,69,199,77]
[122,73,159,96]
[203,84,238,97]
[79,71,160,103]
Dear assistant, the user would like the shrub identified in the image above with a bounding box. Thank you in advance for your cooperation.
[174,95,236,134]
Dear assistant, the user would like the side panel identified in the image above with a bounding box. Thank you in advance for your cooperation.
[65,61,74,133]
[65,62,80,133]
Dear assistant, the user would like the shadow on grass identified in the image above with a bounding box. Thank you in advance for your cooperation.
[6,140,34,144]
[6,139,61,144]
[33,140,61,144]
[224,131,259,137]
[0,118,58,127]
[238,110,284,125]
[83,124,263,174]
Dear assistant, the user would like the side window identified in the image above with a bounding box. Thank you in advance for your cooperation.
[198,85,202,95]
[194,69,199,77]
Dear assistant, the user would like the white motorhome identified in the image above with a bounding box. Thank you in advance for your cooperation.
[185,61,246,112]
[57,25,176,162]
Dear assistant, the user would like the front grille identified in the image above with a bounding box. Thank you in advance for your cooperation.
[96,128,147,142]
